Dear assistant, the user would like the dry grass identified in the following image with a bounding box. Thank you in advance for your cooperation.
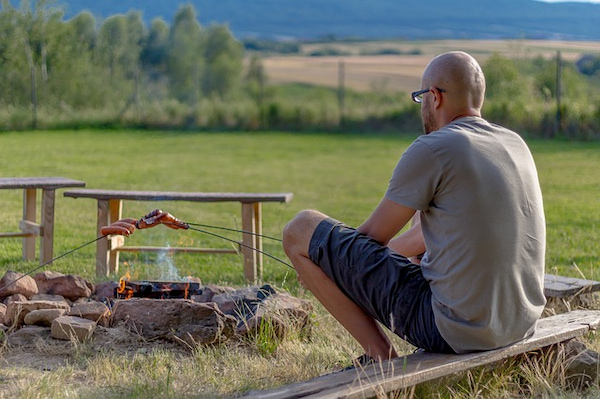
[1,301,600,398]
[0,305,372,398]
[261,39,598,92]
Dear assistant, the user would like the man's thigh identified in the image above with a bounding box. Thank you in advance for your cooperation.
[308,217,453,353]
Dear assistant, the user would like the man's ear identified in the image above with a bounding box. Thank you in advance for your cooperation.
[433,88,443,110]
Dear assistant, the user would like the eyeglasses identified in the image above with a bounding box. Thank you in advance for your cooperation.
[411,87,446,103]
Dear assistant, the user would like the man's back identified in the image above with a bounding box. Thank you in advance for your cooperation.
[386,116,546,353]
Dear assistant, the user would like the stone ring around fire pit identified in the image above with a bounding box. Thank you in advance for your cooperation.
[0,270,313,348]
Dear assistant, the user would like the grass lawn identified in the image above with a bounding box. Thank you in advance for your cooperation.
[0,129,599,397]
[0,129,410,287]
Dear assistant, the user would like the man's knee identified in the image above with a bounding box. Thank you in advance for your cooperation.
[282,209,328,255]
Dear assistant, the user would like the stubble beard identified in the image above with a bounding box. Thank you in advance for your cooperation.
[421,103,435,135]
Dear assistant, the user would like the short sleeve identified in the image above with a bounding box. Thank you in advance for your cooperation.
[385,139,442,211]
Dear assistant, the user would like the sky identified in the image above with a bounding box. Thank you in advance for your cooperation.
[539,0,600,2]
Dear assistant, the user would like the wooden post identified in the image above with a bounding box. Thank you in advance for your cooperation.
[24,38,37,130]
[241,202,258,283]
[108,199,123,275]
[40,189,55,264]
[556,50,562,136]
[30,65,37,129]
[338,59,345,127]
[22,188,37,260]
[96,199,110,277]
[254,202,263,282]
[259,64,265,128]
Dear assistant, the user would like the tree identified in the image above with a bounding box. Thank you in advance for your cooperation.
[54,10,108,108]
[576,54,600,77]
[532,56,588,103]
[140,18,169,75]
[97,15,128,79]
[0,0,29,106]
[97,12,143,80]
[202,24,243,98]
[482,53,530,102]
[67,11,96,52]
[166,4,203,103]
[481,53,535,129]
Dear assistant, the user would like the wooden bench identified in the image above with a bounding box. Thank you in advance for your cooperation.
[544,273,600,298]
[0,177,86,265]
[246,310,600,398]
[63,189,293,281]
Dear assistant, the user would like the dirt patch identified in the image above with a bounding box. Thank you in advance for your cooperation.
[0,325,187,371]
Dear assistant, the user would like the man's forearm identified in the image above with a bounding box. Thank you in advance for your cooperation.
[387,221,425,257]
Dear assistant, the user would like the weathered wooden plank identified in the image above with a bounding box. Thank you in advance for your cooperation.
[0,177,85,190]
[108,199,123,275]
[544,273,600,298]
[19,220,42,235]
[246,310,600,399]
[64,189,293,203]
[96,199,110,277]
[0,232,33,238]
[254,202,263,280]
[242,202,258,283]
[40,189,56,264]
[22,188,37,260]
[65,188,292,280]
[0,177,85,266]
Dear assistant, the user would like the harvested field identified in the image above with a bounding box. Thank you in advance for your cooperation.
[261,39,600,92]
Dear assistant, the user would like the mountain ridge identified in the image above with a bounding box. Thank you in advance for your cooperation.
[54,0,600,41]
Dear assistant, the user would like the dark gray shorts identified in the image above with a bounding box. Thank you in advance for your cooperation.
[309,217,454,353]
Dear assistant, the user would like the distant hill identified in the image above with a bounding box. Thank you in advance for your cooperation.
[54,0,600,41]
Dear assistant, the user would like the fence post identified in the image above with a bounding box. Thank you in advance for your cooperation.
[338,59,345,127]
[556,50,562,136]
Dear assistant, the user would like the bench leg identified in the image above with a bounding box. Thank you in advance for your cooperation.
[254,202,263,281]
[241,202,258,283]
[96,200,110,277]
[40,189,56,265]
[108,199,123,275]
[22,188,37,261]
[95,199,124,277]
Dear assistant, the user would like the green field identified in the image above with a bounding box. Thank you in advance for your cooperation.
[0,129,406,287]
[1,129,599,397]
[0,129,598,286]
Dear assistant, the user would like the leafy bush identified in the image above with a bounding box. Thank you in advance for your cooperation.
[308,47,352,57]
[243,38,300,54]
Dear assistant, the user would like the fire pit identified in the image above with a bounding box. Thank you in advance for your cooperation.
[116,278,202,300]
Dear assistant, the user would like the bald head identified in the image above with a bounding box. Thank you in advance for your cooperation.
[422,51,486,112]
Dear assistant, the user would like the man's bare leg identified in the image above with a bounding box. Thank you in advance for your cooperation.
[282,210,398,361]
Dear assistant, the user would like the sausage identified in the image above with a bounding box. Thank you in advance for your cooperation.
[136,209,189,230]
[101,210,189,237]
[100,218,138,236]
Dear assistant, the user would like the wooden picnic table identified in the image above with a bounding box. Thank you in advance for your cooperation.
[64,189,293,281]
[0,177,86,265]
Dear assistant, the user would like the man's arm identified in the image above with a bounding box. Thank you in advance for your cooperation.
[388,212,425,258]
[358,197,414,244]
[358,198,425,258]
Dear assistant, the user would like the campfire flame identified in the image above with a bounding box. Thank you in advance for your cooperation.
[117,271,134,300]
[183,278,190,300]
[115,273,201,300]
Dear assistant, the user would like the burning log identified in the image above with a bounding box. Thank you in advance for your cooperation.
[116,273,202,300]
